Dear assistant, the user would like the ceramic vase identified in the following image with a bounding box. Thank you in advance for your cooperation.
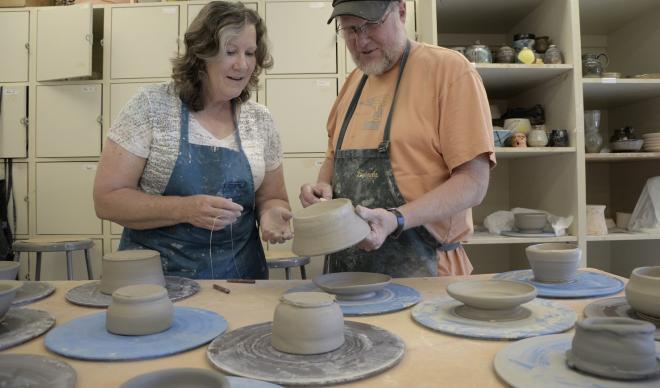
[106,284,173,336]
[99,250,166,295]
[586,205,608,235]
[527,127,548,147]
[625,266,660,318]
[525,243,581,283]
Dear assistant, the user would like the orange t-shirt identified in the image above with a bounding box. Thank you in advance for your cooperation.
[325,43,496,275]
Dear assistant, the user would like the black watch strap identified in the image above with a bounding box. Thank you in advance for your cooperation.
[387,208,405,239]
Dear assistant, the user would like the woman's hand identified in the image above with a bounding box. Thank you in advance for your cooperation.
[183,195,243,231]
[260,207,293,244]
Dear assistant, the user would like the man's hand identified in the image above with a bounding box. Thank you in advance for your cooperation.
[355,206,399,251]
[260,207,294,244]
[299,182,333,207]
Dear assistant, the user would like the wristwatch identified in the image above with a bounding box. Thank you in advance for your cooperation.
[387,208,405,239]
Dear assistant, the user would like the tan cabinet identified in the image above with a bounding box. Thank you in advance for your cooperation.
[0,85,27,158]
[36,4,93,81]
[0,11,29,83]
[36,162,101,235]
[266,78,337,153]
[111,5,179,79]
[0,162,28,235]
[266,1,336,74]
[282,156,325,213]
[36,84,102,157]
[111,222,123,235]
[110,82,161,126]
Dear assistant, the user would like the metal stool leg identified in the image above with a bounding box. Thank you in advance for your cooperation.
[84,249,93,280]
[35,252,42,281]
[300,264,307,280]
[284,267,291,280]
[65,250,74,280]
[323,255,329,274]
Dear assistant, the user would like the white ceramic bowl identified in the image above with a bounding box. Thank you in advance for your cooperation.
[106,284,173,336]
[514,213,547,233]
[446,280,537,310]
[120,368,230,388]
[610,139,644,152]
[525,243,581,283]
[313,272,391,300]
[271,292,344,355]
[0,280,22,321]
[0,261,20,280]
[625,266,660,317]
[291,199,370,257]
[99,250,166,295]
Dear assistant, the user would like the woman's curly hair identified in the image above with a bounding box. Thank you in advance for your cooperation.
[172,1,273,111]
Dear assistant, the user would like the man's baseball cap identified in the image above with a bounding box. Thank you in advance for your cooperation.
[327,0,396,24]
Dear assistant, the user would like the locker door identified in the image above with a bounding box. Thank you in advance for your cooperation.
[110,82,161,126]
[0,162,28,236]
[0,86,27,158]
[0,11,29,83]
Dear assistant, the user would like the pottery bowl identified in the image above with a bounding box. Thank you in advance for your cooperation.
[271,292,344,355]
[625,266,660,318]
[610,139,644,152]
[0,280,22,321]
[514,212,547,233]
[99,249,166,295]
[493,129,512,147]
[313,272,391,300]
[120,368,230,388]
[106,284,173,336]
[566,317,659,380]
[0,261,20,280]
[291,198,370,257]
[447,280,537,310]
[525,243,581,283]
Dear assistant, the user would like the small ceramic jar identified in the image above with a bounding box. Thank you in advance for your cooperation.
[525,243,581,283]
[512,33,535,51]
[106,284,173,336]
[534,36,551,53]
[99,250,166,295]
[548,129,569,147]
[465,41,492,63]
[495,45,515,63]
[516,47,536,64]
[0,280,22,321]
[625,266,660,318]
[544,45,563,64]
[527,126,548,147]
[510,132,527,147]
[586,205,608,236]
[271,292,344,355]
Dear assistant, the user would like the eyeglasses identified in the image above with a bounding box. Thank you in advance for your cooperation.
[336,8,393,39]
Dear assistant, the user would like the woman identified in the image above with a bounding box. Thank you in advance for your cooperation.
[93,1,292,279]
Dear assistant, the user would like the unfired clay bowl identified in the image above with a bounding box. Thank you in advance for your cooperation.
[625,266,660,318]
[120,368,230,388]
[514,212,547,233]
[106,284,173,336]
[0,261,20,280]
[291,198,370,257]
[271,292,344,355]
[0,280,22,321]
[566,317,660,380]
[525,243,581,283]
[313,272,391,300]
[99,250,166,295]
[447,280,537,321]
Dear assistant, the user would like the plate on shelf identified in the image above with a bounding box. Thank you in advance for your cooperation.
[501,231,556,238]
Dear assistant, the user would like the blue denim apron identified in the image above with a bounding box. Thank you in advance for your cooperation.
[119,103,267,279]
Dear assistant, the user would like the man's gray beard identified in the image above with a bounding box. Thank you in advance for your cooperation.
[352,36,407,76]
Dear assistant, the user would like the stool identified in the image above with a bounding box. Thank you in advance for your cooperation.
[13,238,94,281]
[265,250,310,280]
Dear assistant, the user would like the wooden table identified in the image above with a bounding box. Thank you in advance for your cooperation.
[3,270,623,387]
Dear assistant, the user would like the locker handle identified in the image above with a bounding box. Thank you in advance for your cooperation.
[85,33,93,44]
[96,116,103,125]
[25,42,30,53]
[20,117,29,127]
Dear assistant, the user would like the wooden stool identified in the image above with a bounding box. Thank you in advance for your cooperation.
[265,250,310,280]
[13,238,94,281]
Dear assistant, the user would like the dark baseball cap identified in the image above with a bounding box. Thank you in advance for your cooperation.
[327,0,396,24]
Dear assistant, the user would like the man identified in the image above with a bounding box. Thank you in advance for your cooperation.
[300,0,495,277]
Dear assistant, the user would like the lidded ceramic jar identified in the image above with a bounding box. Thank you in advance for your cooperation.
[582,53,609,77]
[271,292,344,355]
[534,36,551,53]
[544,45,563,64]
[106,284,173,336]
[465,41,492,63]
[495,45,515,63]
[99,249,166,295]
[527,126,548,147]
[0,280,22,321]
[512,33,535,51]
[625,266,660,318]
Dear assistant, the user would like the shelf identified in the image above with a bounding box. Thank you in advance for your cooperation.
[436,0,545,34]
[580,0,660,34]
[582,78,660,108]
[586,152,660,162]
[495,147,575,159]
[466,232,577,245]
[476,64,573,98]
[586,231,660,242]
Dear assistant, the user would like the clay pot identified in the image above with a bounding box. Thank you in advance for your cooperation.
[313,272,391,300]
[291,198,370,257]
[106,284,173,336]
[525,243,581,283]
[566,317,659,380]
[120,368,230,388]
[514,213,547,233]
[0,280,22,321]
[616,212,632,229]
[625,266,660,318]
[0,261,20,280]
[99,250,166,295]
[447,280,536,310]
[586,205,608,235]
[271,292,344,355]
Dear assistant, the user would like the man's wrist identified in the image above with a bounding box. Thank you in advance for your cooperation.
[386,208,405,239]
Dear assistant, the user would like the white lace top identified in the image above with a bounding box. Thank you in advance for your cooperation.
[108,83,282,194]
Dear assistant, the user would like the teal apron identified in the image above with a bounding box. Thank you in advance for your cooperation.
[119,103,267,279]
[328,42,460,277]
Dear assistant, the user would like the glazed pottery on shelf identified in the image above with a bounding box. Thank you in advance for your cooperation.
[291,198,370,257]
[106,284,173,336]
[446,279,537,321]
[525,243,581,283]
[0,261,20,280]
[312,272,391,300]
[566,317,659,380]
[586,205,608,236]
[0,280,22,321]
[503,118,532,134]
[625,266,660,318]
[120,368,230,388]
[271,292,344,355]
[99,249,166,295]
[514,212,547,233]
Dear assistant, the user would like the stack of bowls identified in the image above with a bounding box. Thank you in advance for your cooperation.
[641,132,660,152]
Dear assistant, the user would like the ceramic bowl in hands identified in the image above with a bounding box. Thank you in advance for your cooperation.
[514,212,547,233]
[0,261,20,280]
[291,198,370,257]
[525,243,581,283]
[625,266,660,318]
[99,249,166,295]
[313,272,391,300]
[0,280,22,321]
